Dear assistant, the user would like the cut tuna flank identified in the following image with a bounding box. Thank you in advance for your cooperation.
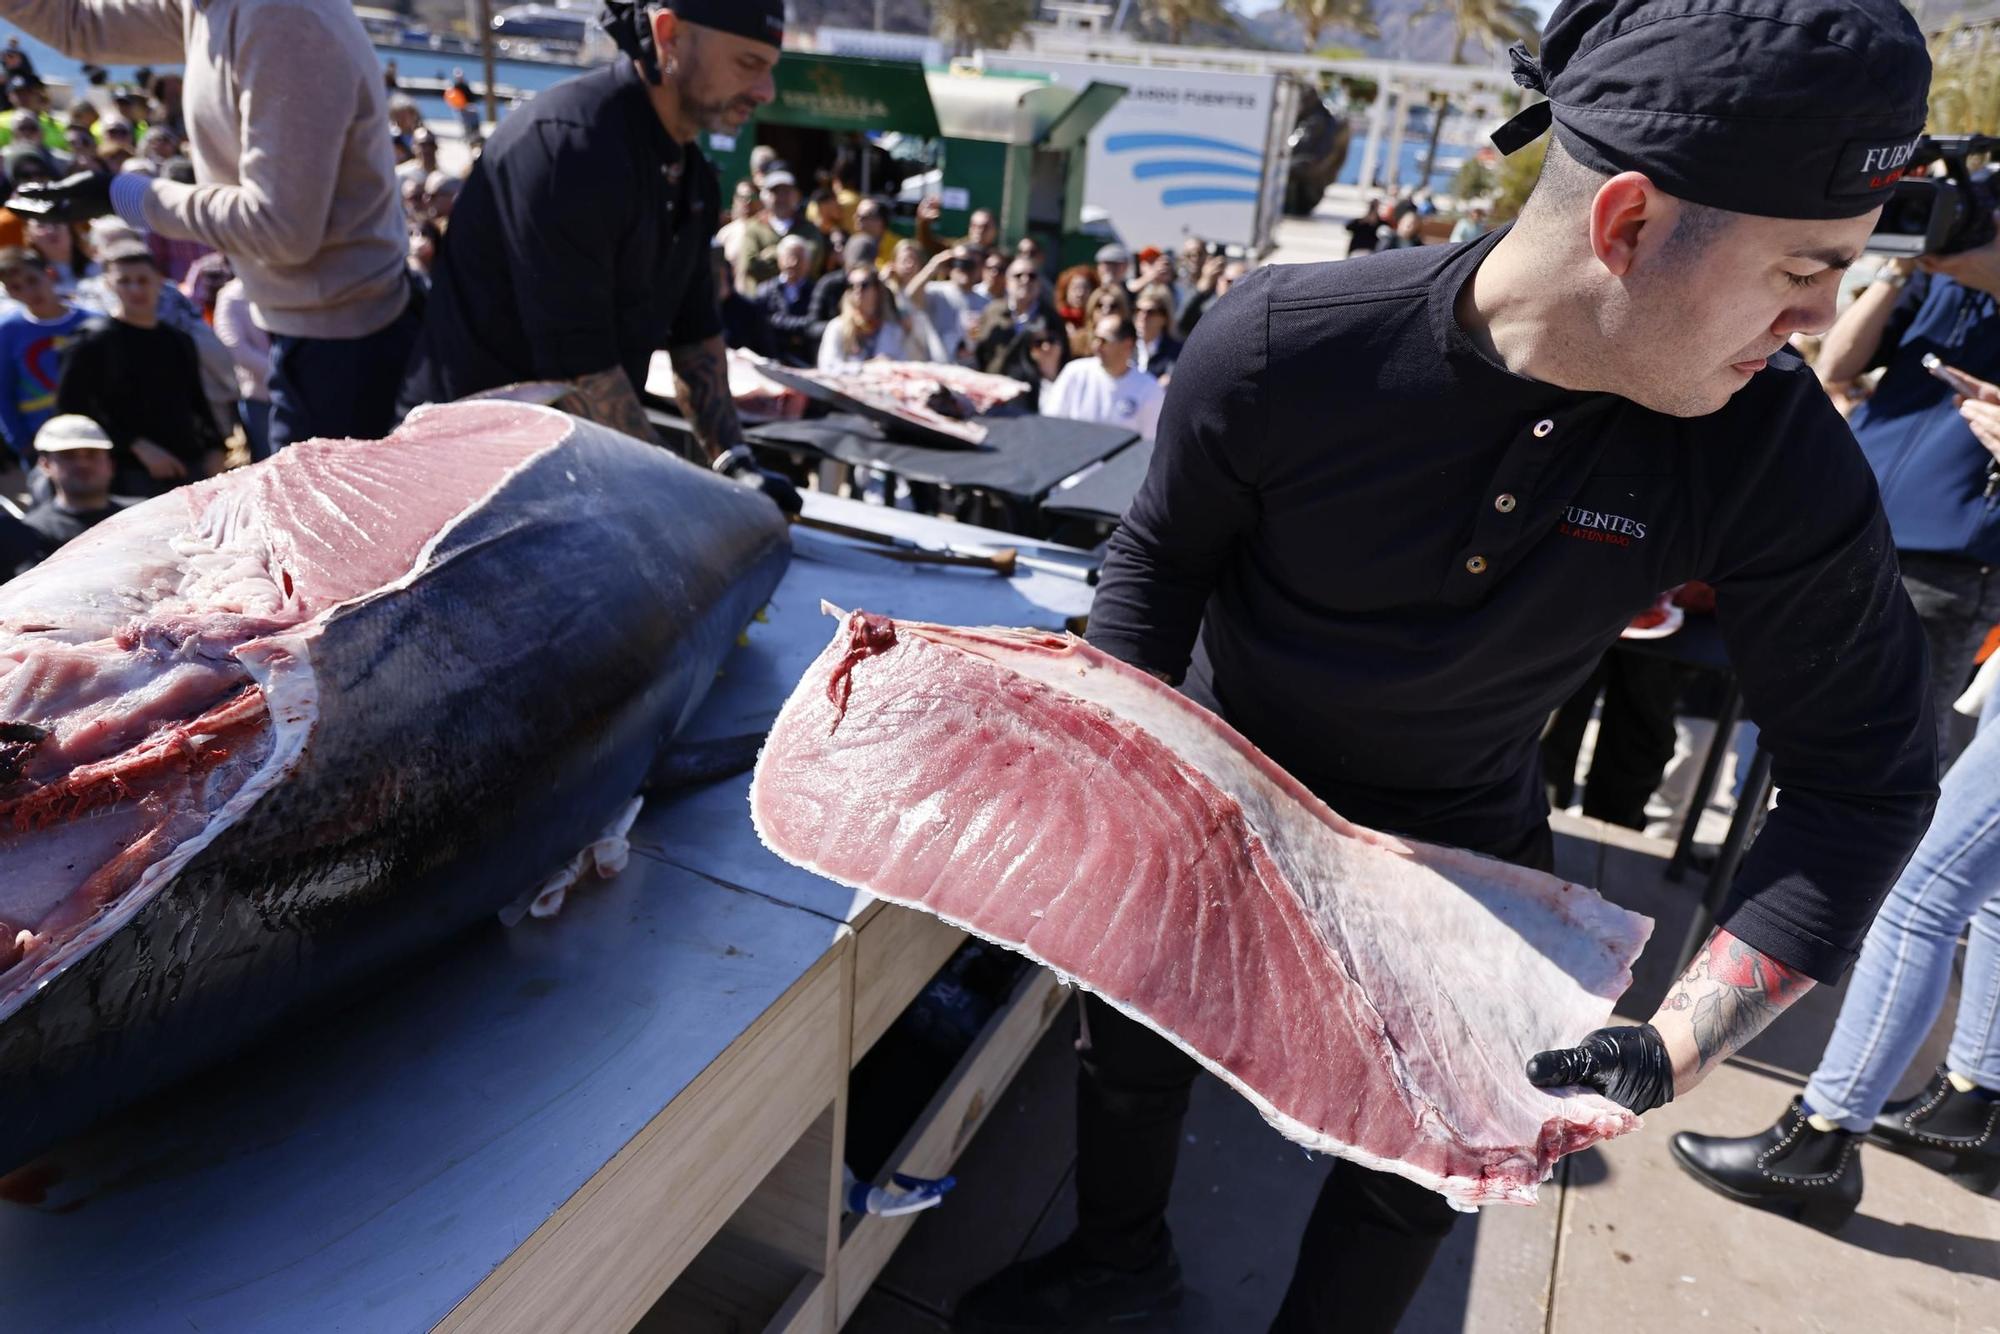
[0,399,792,1172]
[0,403,579,1017]
[750,607,1654,1209]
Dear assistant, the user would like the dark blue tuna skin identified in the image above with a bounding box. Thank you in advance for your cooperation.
[0,420,790,1171]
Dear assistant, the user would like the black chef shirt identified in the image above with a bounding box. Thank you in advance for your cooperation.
[1089,229,1937,984]
[400,58,722,408]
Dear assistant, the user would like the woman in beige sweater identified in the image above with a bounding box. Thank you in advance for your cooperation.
[5,0,416,451]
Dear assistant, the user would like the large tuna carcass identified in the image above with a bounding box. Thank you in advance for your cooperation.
[0,402,790,1172]
[752,610,1653,1209]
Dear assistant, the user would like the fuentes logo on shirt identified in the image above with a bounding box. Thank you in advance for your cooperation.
[1558,505,1647,547]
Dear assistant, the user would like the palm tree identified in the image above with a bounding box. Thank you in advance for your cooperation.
[1142,0,1232,45]
[934,0,1037,57]
[1928,23,2000,134]
[1413,0,1540,193]
[1283,0,1379,50]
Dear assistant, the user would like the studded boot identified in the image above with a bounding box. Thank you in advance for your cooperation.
[1871,1066,2000,1196]
[1669,1096,1862,1231]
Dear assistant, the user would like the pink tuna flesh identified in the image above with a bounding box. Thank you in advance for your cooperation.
[751,609,1655,1209]
[0,403,571,989]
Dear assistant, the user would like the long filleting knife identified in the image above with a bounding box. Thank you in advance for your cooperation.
[792,515,1100,584]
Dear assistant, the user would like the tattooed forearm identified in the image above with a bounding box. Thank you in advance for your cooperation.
[568,366,657,445]
[1650,927,1814,1092]
[667,335,746,463]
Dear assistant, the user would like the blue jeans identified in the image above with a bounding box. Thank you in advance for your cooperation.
[1804,686,2000,1130]
[268,294,421,453]
[240,398,272,462]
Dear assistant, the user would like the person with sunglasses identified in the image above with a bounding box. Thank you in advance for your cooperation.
[969,258,1059,381]
[907,243,992,364]
[816,263,942,370]
[1132,284,1181,379]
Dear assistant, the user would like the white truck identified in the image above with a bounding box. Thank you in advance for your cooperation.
[982,54,1298,253]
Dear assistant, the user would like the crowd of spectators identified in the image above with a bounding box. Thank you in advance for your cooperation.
[707,146,1261,440]
[0,47,1266,571]
[1343,189,1491,256]
[0,40,476,576]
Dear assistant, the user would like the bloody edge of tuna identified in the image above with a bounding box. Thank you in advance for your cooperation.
[0,401,790,1172]
[752,607,1653,1208]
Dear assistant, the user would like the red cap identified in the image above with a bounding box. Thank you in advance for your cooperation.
[1135,246,1163,264]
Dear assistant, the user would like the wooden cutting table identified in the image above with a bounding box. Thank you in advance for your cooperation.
[0,493,1097,1333]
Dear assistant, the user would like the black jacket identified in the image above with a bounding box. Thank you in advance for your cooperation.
[719,291,776,359]
[1090,229,1936,984]
[401,59,721,406]
[757,275,821,364]
[1136,335,1182,379]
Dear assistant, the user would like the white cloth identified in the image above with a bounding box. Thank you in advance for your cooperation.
[817,313,945,370]
[1043,359,1164,439]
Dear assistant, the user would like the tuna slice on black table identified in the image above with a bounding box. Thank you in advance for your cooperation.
[751,608,1653,1209]
[0,402,790,1172]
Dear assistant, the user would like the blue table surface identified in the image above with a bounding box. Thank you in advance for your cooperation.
[0,852,843,1334]
[0,495,1097,1333]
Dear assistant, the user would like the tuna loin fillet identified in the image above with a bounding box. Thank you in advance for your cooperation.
[751,610,1654,1208]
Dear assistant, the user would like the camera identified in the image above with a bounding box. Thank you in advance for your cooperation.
[1866,135,1998,258]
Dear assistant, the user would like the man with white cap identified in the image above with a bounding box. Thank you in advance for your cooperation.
[18,411,129,557]
[736,165,825,290]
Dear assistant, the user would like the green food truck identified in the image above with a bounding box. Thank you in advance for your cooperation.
[705,52,1125,266]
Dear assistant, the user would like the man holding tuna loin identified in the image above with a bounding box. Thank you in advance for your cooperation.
[956,3,1942,1331]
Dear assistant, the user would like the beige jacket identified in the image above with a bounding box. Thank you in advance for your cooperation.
[3,0,409,338]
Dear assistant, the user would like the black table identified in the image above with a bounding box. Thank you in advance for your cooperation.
[746,413,1139,530]
[1041,439,1156,527]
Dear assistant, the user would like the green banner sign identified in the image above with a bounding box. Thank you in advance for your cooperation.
[758,54,941,137]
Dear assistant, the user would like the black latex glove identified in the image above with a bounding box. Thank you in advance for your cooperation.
[10,170,114,223]
[1525,1022,1676,1114]
[712,444,803,518]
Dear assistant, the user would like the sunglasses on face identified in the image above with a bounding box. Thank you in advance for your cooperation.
[1009,271,1039,282]
[850,277,881,291]
[1137,305,1165,315]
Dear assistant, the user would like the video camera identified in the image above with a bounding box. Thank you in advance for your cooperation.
[1866,134,1998,258]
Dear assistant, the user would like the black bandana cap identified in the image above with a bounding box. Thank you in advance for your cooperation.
[668,0,784,48]
[1491,0,1931,220]
[601,0,784,81]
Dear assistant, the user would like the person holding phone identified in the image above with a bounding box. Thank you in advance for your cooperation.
[1815,212,2000,770]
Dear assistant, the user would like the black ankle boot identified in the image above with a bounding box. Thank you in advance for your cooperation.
[1871,1066,2000,1196]
[953,1235,1183,1333]
[1669,1096,1862,1230]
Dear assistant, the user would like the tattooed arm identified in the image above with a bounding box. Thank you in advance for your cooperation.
[1526,925,1813,1112]
[567,366,658,445]
[1651,925,1815,1095]
[665,335,746,464]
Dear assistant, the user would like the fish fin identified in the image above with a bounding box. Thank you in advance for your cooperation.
[643,732,768,793]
